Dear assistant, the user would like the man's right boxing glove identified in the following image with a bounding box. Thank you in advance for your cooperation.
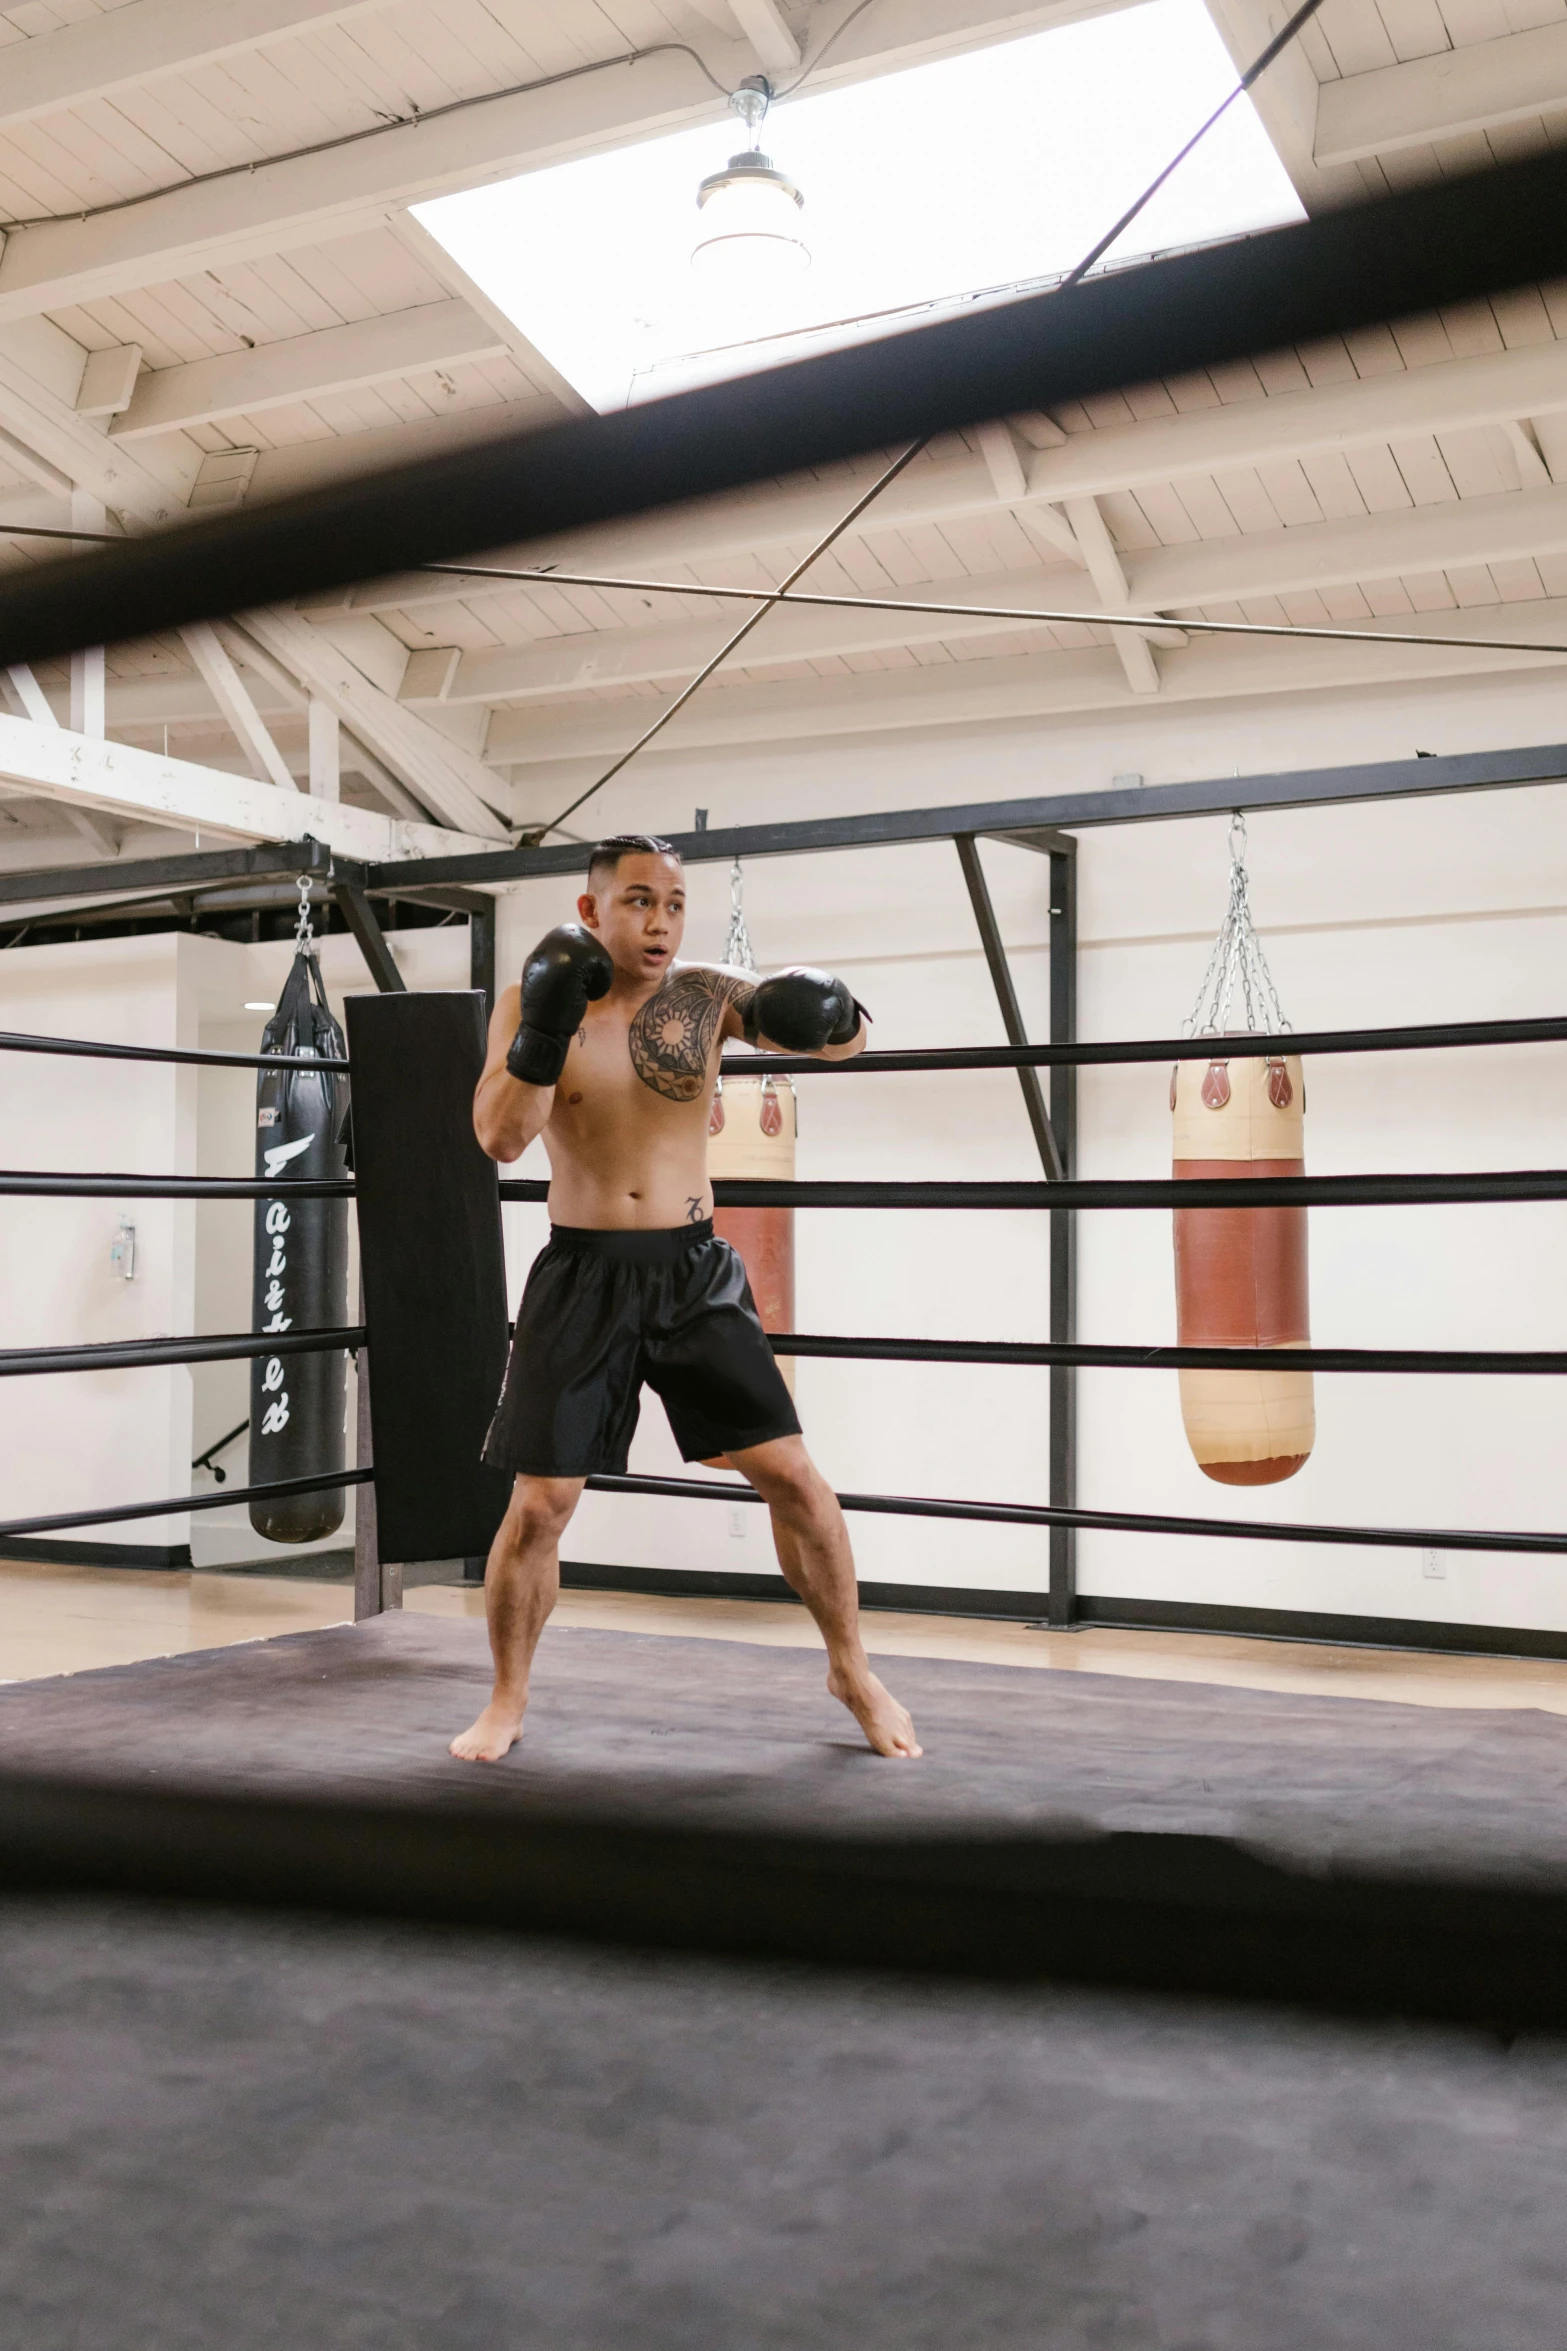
[506,924,613,1086]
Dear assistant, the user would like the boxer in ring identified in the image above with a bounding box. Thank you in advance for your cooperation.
[451,833,921,1764]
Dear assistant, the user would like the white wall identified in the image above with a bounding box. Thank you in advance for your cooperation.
[0,933,197,1555]
[187,920,469,1567]
[0,917,469,1565]
[493,663,1567,1631]
[516,659,1567,841]
[1074,787,1567,1634]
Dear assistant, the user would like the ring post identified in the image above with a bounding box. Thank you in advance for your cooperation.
[352,1281,384,1619]
[469,898,496,1019]
[1049,841,1078,1626]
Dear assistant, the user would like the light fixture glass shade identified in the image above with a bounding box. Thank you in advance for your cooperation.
[692,153,808,283]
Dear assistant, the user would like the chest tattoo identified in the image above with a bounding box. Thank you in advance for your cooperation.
[629,969,753,1102]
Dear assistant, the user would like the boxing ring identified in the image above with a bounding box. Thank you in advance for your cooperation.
[4,987,1567,1618]
[8,136,1567,2349]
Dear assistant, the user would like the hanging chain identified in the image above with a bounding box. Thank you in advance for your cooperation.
[722,856,757,974]
[1183,813,1291,1037]
[293,874,316,956]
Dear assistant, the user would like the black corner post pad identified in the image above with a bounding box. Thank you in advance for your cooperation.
[345,991,511,1567]
[333,881,406,995]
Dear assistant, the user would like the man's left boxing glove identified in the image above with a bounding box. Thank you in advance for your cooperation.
[506,924,613,1085]
[744,967,868,1052]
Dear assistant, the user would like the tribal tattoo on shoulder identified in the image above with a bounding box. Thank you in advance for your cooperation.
[628,967,755,1102]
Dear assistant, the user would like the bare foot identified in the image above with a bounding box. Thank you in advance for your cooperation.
[448,1697,526,1762]
[827,1664,922,1758]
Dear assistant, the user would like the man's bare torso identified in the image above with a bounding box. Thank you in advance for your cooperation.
[495,960,753,1229]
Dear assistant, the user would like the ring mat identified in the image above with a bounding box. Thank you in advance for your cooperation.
[4,1622,1567,2349]
[2,1613,1566,1888]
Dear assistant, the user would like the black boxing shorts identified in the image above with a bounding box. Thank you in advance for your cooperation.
[482,1220,802,1479]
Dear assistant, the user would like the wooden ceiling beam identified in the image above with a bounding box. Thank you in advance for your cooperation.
[1315,21,1567,169]
[481,594,1567,763]
[111,298,502,441]
[325,339,1567,619]
[238,609,513,839]
[109,300,506,441]
[0,707,494,855]
[0,0,383,128]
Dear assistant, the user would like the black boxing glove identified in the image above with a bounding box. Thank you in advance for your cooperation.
[744,967,868,1052]
[506,924,613,1086]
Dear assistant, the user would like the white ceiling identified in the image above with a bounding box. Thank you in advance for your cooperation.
[0,0,1566,865]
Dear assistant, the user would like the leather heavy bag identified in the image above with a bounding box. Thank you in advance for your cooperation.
[1171,1048,1313,1484]
[705,1074,795,1471]
[248,951,351,1540]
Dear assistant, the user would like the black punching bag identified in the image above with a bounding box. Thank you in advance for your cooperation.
[248,946,350,1541]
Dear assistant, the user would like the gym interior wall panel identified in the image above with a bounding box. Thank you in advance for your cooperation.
[0,932,197,1556]
[515,666,1567,862]
[497,669,1567,1629]
[1072,801,1567,1636]
[185,924,468,1569]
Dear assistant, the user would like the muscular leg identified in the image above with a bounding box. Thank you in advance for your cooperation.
[449,1473,584,1762]
[728,1434,921,1759]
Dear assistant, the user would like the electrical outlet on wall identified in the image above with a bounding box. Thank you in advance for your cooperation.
[1422,1548,1447,1580]
[728,1506,748,1540]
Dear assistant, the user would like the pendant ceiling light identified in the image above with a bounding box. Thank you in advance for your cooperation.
[692,76,809,285]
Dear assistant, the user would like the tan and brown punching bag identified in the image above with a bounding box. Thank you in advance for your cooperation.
[1172,1047,1313,1484]
[710,1071,796,1388]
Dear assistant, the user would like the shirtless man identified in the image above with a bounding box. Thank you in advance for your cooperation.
[450,831,920,1765]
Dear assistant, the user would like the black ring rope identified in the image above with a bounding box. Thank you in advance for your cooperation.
[0,1027,350,1075]
[0,1467,372,1545]
[5,1002,1563,1559]
[21,1457,1561,1560]
[5,149,1567,674]
[0,1174,357,1198]
[586,1472,1567,1558]
[3,1168,1565,1206]
[726,1012,1567,1077]
[501,1172,1567,1208]
[0,1326,363,1379]
[2,1009,1561,1082]
[3,1323,1558,1382]
[767,1333,1567,1375]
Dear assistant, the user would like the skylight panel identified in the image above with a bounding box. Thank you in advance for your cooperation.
[415,0,1304,414]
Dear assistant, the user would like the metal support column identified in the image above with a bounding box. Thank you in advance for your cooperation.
[1048,842,1078,1626]
[469,895,496,1019]
[333,880,406,993]
[954,835,1064,1180]
[351,1292,384,1618]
